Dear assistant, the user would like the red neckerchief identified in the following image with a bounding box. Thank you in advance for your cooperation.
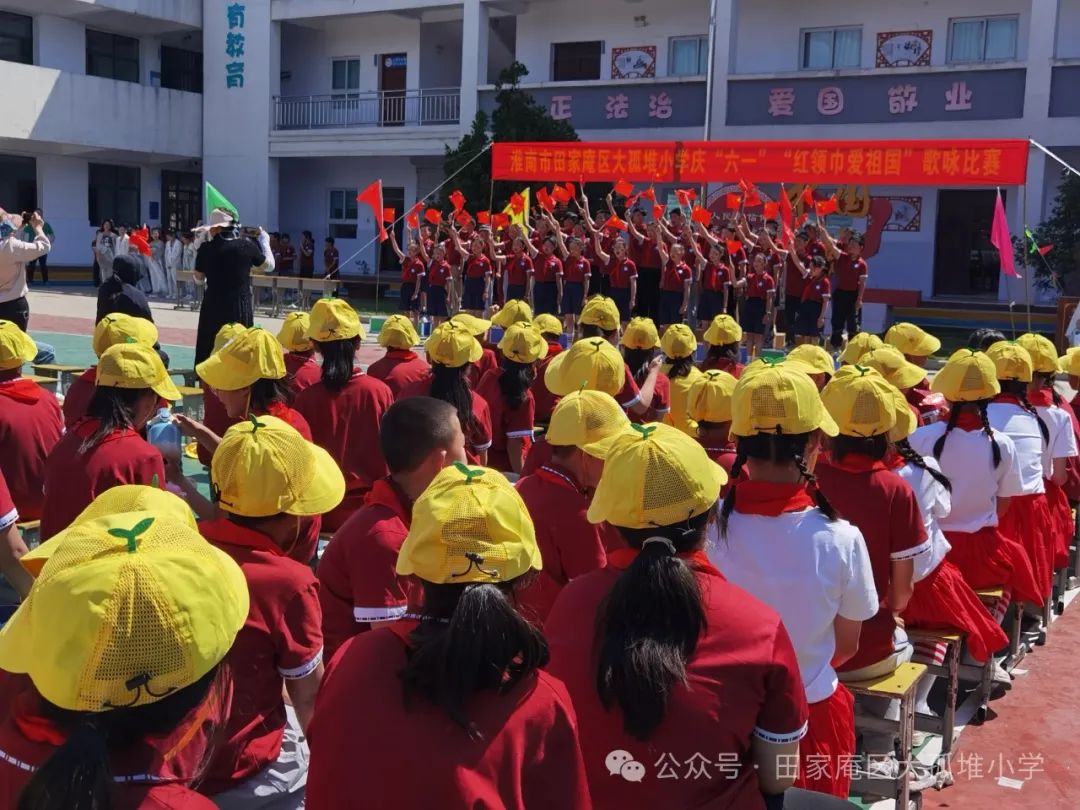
[953,409,984,431]
[387,349,419,362]
[733,480,816,516]
[1028,388,1054,407]
[827,452,889,474]
[993,393,1024,407]
[606,547,721,578]
[546,341,563,358]
[536,464,587,495]
[884,450,906,470]
[0,377,44,404]
[200,518,285,557]
[363,477,413,526]
[13,686,66,746]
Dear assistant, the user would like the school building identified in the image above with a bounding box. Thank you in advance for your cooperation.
[1,0,1079,311]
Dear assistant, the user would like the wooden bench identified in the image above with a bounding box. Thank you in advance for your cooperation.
[976,588,1026,671]
[16,520,41,550]
[174,270,203,311]
[31,363,87,394]
[26,374,59,391]
[251,275,279,316]
[301,277,338,309]
[176,386,204,421]
[276,276,304,315]
[168,368,200,388]
[847,662,928,809]
[905,629,961,760]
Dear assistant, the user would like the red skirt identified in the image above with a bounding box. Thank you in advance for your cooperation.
[1043,479,1073,569]
[903,559,1009,663]
[944,526,1042,605]
[997,492,1054,599]
[794,684,855,799]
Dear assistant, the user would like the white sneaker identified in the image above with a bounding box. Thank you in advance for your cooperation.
[992,661,1012,685]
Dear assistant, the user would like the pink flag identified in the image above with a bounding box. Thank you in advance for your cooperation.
[990,190,1020,278]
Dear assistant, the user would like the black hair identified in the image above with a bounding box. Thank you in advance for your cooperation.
[1033,370,1064,407]
[704,342,739,365]
[893,438,952,492]
[302,230,313,239]
[999,379,1050,444]
[719,432,837,537]
[399,578,546,741]
[380,397,461,474]
[623,346,657,386]
[580,324,618,341]
[666,355,695,380]
[82,387,152,454]
[429,362,475,438]
[830,433,889,462]
[17,667,220,810]
[249,376,293,412]
[847,232,865,246]
[932,400,1001,467]
[498,357,534,410]
[968,328,1006,351]
[595,511,711,740]
[325,236,335,245]
[314,337,359,393]
[811,255,827,270]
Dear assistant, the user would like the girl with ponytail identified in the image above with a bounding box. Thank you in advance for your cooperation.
[711,361,877,799]
[619,317,671,424]
[907,350,1042,607]
[307,463,590,810]
[548,423,808,810]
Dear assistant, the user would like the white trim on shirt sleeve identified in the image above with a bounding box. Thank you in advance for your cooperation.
[753,721,808,745]
[620,394,642,410]
[278,649,323,680]
[890,538,933,561]
[353,605,408,623]
[473,440,493,452]
[0,508,17,531]
[652,406,671,415]
[506,429,535,439]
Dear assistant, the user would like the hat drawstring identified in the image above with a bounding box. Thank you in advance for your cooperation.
[451,551,499,579]
[642,537,677,556]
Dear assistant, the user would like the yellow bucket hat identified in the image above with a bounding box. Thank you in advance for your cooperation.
[213,322,247,354]
[491,299,534,328]
[732,359,839,437]
[309,298,364,342]
[687,369,738,423]
[92,314,159,359]
[586,423,727,528]
[703,314,742,346]
[396,462,541,584]
[377,314,420,350]
[96,342,180,401]
[661,323,697,360]
[860,346,926,390]
[211,414,346,517]
[786,344,835,376]
[580,296,621,332]
[986,340,1034,383]
[0,512,249,712]
[546,390,630,449]
[498,322,549,365]
[885,322,941,357]
[1059,347,1080,377]
[820,366,902,437]
[449,312,492,337]
[931,349,1000,402]
[544,337,625,397]
[839,332,884,365]
[197,327,286,392]
[0,320,38,371]
[276,312,313,352]
[619,317,661,350]
[533,313,563,337]
[426,322,483,368]
[1016,332,1059,375]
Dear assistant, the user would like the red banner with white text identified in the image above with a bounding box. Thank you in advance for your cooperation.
[490,139,1029,186]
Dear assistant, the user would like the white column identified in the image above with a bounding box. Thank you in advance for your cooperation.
[36,155,90,267]
[705,0,736,141]
[35,15,85,74]
[459,0,487,125]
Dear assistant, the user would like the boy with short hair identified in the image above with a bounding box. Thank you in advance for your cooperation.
[324,237,340,279]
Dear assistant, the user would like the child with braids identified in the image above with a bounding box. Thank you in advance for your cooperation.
[619,317,671,424]
[686,369,739,481]
[907,350,1042,605]
[711,360,878,798]
[660,323,703,435]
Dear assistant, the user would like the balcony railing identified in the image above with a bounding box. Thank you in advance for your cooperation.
[273,88,461,130]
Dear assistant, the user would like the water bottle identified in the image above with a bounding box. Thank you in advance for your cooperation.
[147,408,182,460]
[420,313,432,338]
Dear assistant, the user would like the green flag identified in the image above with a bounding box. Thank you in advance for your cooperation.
[1024,227,1038,255]
[205,182,239,220]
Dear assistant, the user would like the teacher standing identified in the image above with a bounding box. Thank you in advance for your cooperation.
[194,208,273,365]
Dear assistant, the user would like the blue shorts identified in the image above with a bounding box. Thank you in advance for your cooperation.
[697,289,723,323]
[507,283,527,302]
[428,285,448,317]
[795,299,824,337]
[534,281,559,315]
[462,277,486,310]
[399,282,418,312]
[610,288,632,321]
[741,297,767,334]
[562,281,585,316]
[658,290,684,327]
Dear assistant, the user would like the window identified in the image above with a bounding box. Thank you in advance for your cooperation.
[161,46,202,93]
[86,29,140,82]
[948,16,1018,63]
[162,171,201,232]
[552,41,602,81]
[0,11,32,65]
[328,189,358,240]
[89,164,141,226]
[669,36,708,76]
[332,58,361,95]
[800,27,861,69]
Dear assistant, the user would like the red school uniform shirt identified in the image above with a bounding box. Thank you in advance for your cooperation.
[535,254,563,283]
[428,259,452,287]
[0,468,15,531]
[400,256,425,287]
[636,372,671,424]
[323,246,340,276]
[815,454,930,672]
[367,349,432,399]
[199,519,324,795]
[802,274,831,302]
[700,262,729,293]
[317,477,413,663]
[660,260,692,291]
[398,375,494,462]
[630,232,661,268]
[832,255,868,292]
[507,254,534,287]
[465,345,499,389]
[563,256,591,284]
[475,367,536,472]
[464,254,492,279]
[305,622,591,810]
[785,253,808,297]
[294,371,394,532]
[62,367,97,427]
[284,351,321,394]
[40,419,165,541]
[278,244,297,274]
[700,356,745,377]
[608,258,638,290]
[545,554,808,810]
[0,373,63,522]
[530,341,564,424]
[515,465,609,625]
[744,268,776,299]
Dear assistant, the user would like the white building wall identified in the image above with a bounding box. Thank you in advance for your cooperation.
[1058,0,1080,56]
[34,15,85,73]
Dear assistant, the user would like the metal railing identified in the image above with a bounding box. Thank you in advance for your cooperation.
[273,88,461,130]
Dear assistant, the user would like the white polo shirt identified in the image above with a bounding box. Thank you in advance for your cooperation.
[1033,403,1078,477]
[895,456,952,582]
[0,233,50,303]
[909,423,1024,533]
[987,402,1047,494]
[709,508,878,703]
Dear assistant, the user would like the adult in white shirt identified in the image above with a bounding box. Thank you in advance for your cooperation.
[163,229,182,298]
[0,209,51,331]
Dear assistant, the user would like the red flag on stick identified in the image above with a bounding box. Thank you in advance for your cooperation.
[454,211,473,227]
[800,186,816,209]
[551,185,572,204]
[614,179,634,198]
[604,215,629,232]
[536,187,556,212]
[476,210,491,225]
[492,212,510,229]
[724,193,741,211]
[795,213,809,229]
[990,190,1020,278]
[129,227,151,257]
[691,206,713,225]
[675,189,697,210]
[449,190,466,212]
[744,187,762,207]
[814,197,839,218]
[726,240,744,258]
[357,180,388,242]
[509,192,525,215]
[424,208,442,225]
[778,184,795,248]
[652,203,666,221]
[382,208,396,224]
[640,187,656,202]
[406,202,423,229]
[763,201,780,220]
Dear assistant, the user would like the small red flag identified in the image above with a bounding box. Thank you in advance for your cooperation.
[492,212,510,229]
[564,182,576,198]
[691,206,712,225]
[778,184,795,248]
[1038,244,1054,257]
[129,227,151,257]
[726,240,744,258]
[449,190,466,212]
[640,187,656,202]
[406,202,423,230]
[357,180,388,242]
[724,193,741,211]
[744,188,762,207]
[476,210,490,225]
[614,179,634,198]
[509,192,525,215]
[795,213,809,229]
[424,208,442,225]
[551,185,572,204]
[652,203,666,221]
[815,197,839,218]
[800,186,816,209]
[536,187,556,212]
[454,211,473,227]
[763,201,780,220]
[739,178,751,195]
[604,215,629,232]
